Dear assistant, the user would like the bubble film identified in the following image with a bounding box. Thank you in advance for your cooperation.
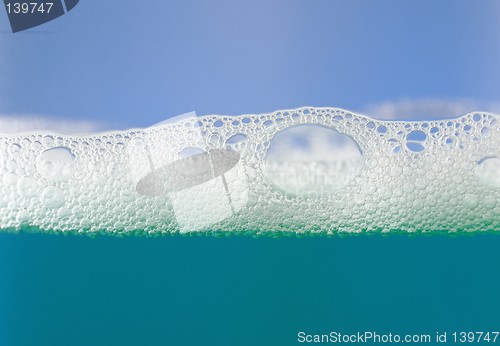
[0,107,498,236]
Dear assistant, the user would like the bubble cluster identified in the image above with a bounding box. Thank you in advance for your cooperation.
[0,107,498,236]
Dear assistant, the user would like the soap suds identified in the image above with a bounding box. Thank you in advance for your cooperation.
[0,107,498,235]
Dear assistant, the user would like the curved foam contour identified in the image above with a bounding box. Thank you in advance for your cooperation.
[0,107,499,235]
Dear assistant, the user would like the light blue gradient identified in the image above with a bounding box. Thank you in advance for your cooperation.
[1,0,500,125]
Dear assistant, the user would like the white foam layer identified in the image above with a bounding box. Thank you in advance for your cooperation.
[0,107,498,235]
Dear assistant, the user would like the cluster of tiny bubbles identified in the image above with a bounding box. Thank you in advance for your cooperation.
[0,107,498,236]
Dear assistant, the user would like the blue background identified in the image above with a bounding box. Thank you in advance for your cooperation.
[0,1,499,345]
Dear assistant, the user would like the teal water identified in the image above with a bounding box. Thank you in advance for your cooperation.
[1,233,499,345]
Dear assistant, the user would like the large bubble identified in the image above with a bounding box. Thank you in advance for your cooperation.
[264,125,364,198]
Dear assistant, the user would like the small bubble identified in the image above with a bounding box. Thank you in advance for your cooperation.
[475,157,500,188]
[483,196,497,209]
[405,130,427,153]
[481,127,490,137]
[377,126,387,134]
[16,211,30,224]
[37,147,76,182]
[6,159,17,172]
[17,177,38,197]
[43,135,54,147]
[464,194,479,209]
[40,186,65,209]
[131,137,144,147]
[3,173,18,185]
[8,143,21,155]
[390,166,402,176]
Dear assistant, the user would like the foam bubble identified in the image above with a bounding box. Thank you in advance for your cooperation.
[0,107,498,235]
[475,157,500,188]
[40,186,65,209]
[36,147,76,182]
[264,125,364,197]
